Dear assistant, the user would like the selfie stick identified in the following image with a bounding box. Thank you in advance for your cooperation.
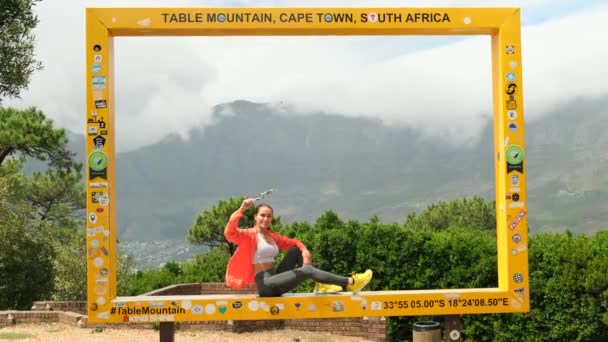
[253,189,276,202]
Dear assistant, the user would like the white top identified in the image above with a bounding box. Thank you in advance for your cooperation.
[253,233,279,264]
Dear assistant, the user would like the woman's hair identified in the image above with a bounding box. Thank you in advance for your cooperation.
[255,203,274,215]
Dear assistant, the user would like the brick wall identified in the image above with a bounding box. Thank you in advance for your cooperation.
[145,283,284,333]
[143,282,257,296]
[32,301,87,315]
[0,311,86,328]
[9,283,387,341]
[284,316,387,341]
[146,283,387,341]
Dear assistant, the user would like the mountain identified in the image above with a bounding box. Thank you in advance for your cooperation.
[32,96,608,241]
[521,97,608,232]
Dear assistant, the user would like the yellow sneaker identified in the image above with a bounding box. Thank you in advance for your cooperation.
[347,269,373,293]
[314,282,343,294]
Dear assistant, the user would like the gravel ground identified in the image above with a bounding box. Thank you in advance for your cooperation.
[0,323,369,341]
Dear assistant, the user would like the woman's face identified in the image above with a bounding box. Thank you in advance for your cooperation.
[255,206,273,230]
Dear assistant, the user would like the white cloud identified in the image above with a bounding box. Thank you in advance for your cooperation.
[4,1,607,151]
[521,8,608,113]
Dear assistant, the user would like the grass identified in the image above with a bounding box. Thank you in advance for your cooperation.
[0,332,35,340]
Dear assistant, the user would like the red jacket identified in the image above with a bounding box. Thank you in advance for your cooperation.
[224,210,311,289]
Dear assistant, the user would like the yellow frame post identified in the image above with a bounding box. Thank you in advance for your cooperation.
[86,7,528,323]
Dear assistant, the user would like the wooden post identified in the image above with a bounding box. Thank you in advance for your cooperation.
[444,316,462,342]
[159,322,174,342]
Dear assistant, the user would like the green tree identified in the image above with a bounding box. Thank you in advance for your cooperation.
[123,247,229,296]
[187,197,282,254]
[19,167,84,228]
[51,229,86,301]
[0,107,76,169]
[1,157,84,230]
[314,210,343,230]
[124,266,179,297]
[306,211,360,274]
[278,220,313,239]
[0,0,42,103]
[404,196,496,233]
[0,107,85,307]
[350,220,497,342]
[0,160,86,307]
[464,231,608,342]
[0,176,54,309]
[0,107,84,230]
[116,249,136,296]
[51,228,136,301]
[177,247,230,284]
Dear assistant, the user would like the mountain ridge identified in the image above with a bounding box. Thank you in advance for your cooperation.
[61,95,608,240]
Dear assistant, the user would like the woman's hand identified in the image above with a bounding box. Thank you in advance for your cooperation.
[239,198,255,213]
[302,251,312,265]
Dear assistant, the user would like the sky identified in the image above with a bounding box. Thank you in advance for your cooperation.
[5,0,608,151]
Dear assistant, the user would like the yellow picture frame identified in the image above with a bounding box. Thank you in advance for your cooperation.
[86,7,528,323]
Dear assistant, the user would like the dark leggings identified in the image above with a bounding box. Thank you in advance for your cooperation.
[255,247,350,297]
